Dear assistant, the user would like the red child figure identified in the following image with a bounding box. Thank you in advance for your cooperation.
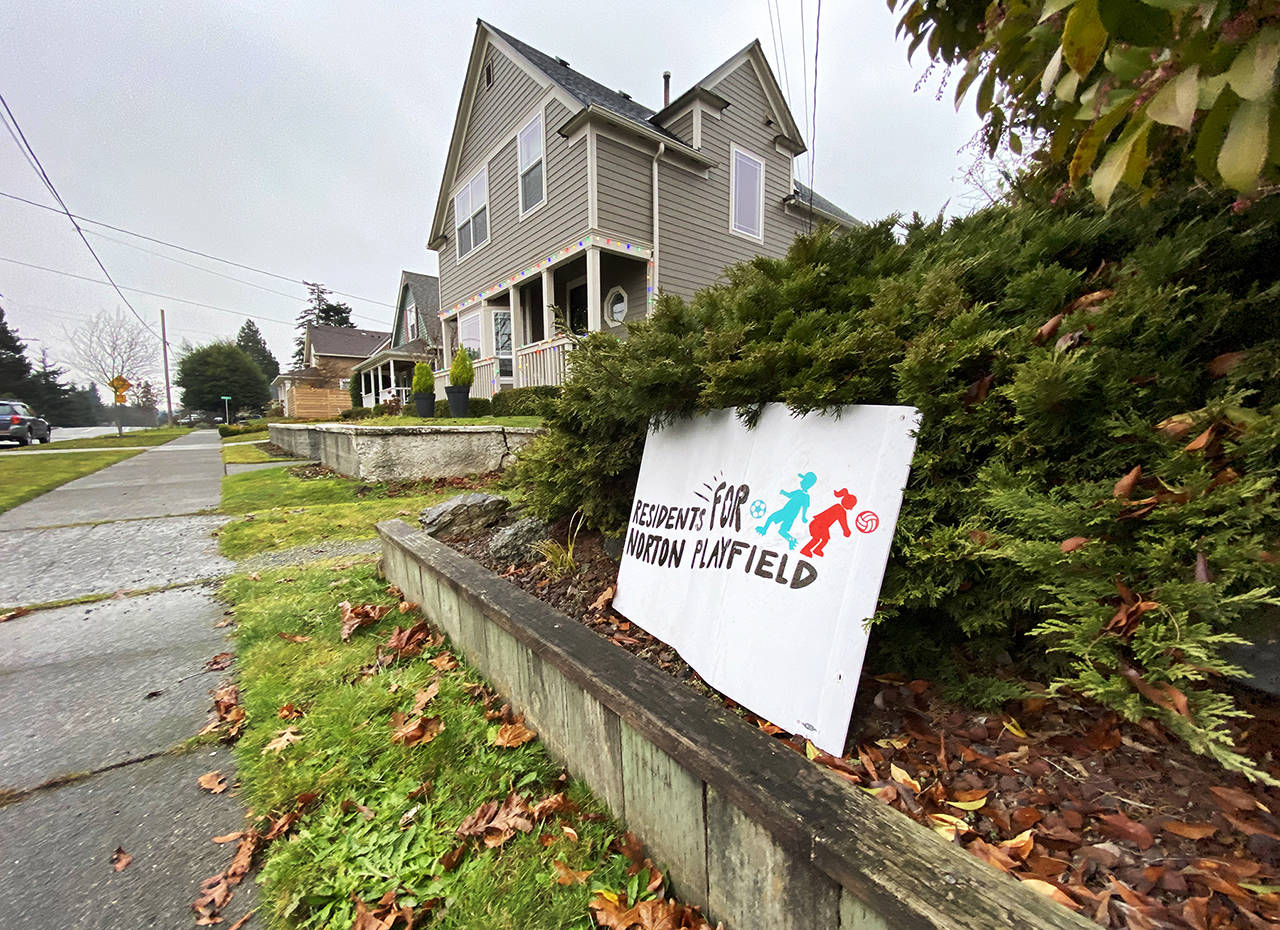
[799,489,857,557]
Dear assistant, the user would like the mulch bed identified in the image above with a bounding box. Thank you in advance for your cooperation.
[443,514,1280,930]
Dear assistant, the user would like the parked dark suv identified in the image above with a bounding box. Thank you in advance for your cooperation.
[0,401,52,445]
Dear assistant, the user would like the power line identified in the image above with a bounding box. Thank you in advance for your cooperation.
[810,0,822,234]
[0,92,163,342]
[772,0,793,102]
[766,0,784,95]
[0,189,396,309]
[800,0,811,162]
[0,108,42,181]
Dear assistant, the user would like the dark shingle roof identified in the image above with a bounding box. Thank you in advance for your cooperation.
[483,22,674,139]
[401,271,441,346]
[793,180,861,228]
[308,324,390,358]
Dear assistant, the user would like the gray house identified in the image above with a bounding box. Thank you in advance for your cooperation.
[429,20,857,399]
[351,270,442,408]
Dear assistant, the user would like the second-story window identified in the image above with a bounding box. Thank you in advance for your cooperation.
[455,166,489,260]
[518,113,545,215]
[730,144,765,241]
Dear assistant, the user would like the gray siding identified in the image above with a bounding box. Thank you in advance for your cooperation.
[595,134,654,246]
[657,61,805,301]
[666,111,694,146]
[457,45,544,183]
[440,97,590,310]
[600,250,649,330]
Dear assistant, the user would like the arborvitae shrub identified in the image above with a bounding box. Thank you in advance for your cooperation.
[491,386,560,417]
[510,190,1280,780]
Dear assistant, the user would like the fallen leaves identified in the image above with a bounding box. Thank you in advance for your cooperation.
[193,828,259,925]
[204,652,234,671]
[110,846,132,871]
[197,771,228,794]
[588,890,712,930]
[200,683,247,741]
[261,728,303,755]
[492,716,538,748]
[552,859,592,885]
[429,651,458,672]
[411,680,440,714]
[350,888,438,930]
[1059,536,1090,553]
[338,601,391,641]
[457,792,534,848]
[1112,465,1142,500]
[389,712,444,747]
[277,632,311,643]
[341,798,376,821]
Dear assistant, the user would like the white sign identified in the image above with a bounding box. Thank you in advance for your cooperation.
[613,403,920,755]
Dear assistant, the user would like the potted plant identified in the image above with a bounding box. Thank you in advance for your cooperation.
[445,349,473,417]
[411,362,436,417]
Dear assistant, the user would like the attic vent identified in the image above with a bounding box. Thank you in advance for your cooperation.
[617,90,631,99]
[485,63,493,87]
[555,56,570,67]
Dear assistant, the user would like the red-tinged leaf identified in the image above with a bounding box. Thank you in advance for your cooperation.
[340,798,376,821]
[429,651,458,671]
[338,601,390,641]
[1032,313,1065,345]
[1222,810,1280,841]
[276,632,310,643]
[408,780,433,801]
[1113,466,1142,499]
[1097,811,1154,850]
[492,718,537,748]
[999,828,1036,860]
[552,859,592,885]
[967,837,1017,873]
[530,792,574,820]
[197,771,228,794]
[204,652,234,671]
[1162,820,1219,840]
[1059,536,1089,553]
[962,374,994,408]
[1207,351,1248,378]
[277,703,304,720]
[111,846,132,871]
[390,714,444,747]
[590,585,616,610]
[1017,877,1078,909]
[1209,785,1263,812]
[1185,425,1216,452]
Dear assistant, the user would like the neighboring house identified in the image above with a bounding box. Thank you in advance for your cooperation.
[351,271,443,408]
[273,324,390,419]
[427,20,858,399]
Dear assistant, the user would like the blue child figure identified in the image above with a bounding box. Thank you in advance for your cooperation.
[756,471,818,550]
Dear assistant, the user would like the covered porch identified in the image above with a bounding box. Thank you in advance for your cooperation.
[352,352,424,409]
[436,238,652,399]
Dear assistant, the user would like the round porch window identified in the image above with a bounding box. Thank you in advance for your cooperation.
[605,286,627,324]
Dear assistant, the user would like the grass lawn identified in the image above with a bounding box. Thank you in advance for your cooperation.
[222,561,642,929]
[18,426,195,450]
[221,429,269,444]
[222,442,294,465]
[353,415,543,429]
[0,450,140,513]
[218,467,467,559]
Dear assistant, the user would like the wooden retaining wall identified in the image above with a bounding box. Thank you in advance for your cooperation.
[377,519,1097,930]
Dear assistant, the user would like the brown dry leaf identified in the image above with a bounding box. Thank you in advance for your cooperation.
[408,780,433,801]
[1032,313,1065,345]
[552,859,592,885]
[999,828,1036,860]
[1096,811,1154,850]
[1113,465,1142,499]
[429,651,458,672]
[1209,785,1263,813]
[211,832,243,844]
[589,891,711,930]
[399,805,420,829]
[338,601,391,641]
[962,374,994,407]
[263,810,299,841]
[390,713,444,748]
[277,632,311,644]
[493,717,538,748]
[1184,425,1216,452]
[1018,877,1078,909]
[340,799,377,821]
[277,703,304,720]
[198,771,228,794]
[205,651,234,671]
[412,681,440,714]
[398,600,418,614]
[440,842,467,871]
[562,825,579,842]
[111,846,132,871]
[1207,351,1248,378]
[457,792,534,849]
[225,912,254,930]
[530,792,573,820]
[1059,536,1089,553]
[261,728,303,755]
[590,585,616,611]
[1162,821,1218,840]
[889,762,920,793]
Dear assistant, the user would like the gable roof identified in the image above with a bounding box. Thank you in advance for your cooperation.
[398,270,442,346]
[791,180,861,228]
[307,324,390,359]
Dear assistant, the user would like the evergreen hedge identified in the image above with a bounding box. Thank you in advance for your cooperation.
[510,191,1280,780]
[491,385,561,417]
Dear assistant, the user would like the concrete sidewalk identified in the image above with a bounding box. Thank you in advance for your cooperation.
[0,431,253,929]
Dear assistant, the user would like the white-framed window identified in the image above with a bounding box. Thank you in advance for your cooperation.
[604,286,628,326]
[730,144,765,241]
[454,166,489,260]
[518,112,545,215]
[339,377,351,390]
[402,294,418,343]
[459,309,482,359]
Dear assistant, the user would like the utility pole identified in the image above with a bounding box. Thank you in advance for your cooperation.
[160,308,175,426]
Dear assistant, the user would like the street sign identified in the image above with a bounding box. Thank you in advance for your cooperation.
[114,391,128,405]
[108,375,131,393]
[220,395,231,400]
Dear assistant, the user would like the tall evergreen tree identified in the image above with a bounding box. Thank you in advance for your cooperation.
[236,319,280,380]
[292,282,354,367]
[0,305,34,396]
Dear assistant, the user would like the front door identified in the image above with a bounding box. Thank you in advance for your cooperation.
[494,309,513,377]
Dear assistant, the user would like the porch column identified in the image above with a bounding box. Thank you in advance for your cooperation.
[587,246,603,332]
[511,282,526,388]
[541,268,555,336]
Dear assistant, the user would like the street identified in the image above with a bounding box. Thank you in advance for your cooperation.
[0,432,254,929]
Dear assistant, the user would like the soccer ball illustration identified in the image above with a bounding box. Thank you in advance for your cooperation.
[749,499,767,519]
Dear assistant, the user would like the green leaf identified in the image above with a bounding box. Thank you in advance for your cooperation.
[1225,27,1280,102]
[1194,88,1239,181]
[1056,69,1082,103]
[1197,72,1229,110]
[1063,0,1108,78]
[1104,44,1156,82]
[1217,97,1271,191]
[1147,65,1200,131]
[1041,45,1065,96]
[1092,115,1152,205]
[1040,0,1078,23]
[1070,104,1128,184]
[1097,0,1173,47]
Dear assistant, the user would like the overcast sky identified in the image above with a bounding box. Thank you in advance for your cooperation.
[0,0,983,394]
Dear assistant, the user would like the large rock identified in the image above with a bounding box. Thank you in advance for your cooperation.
[418,493,509,537]
[489,516,549,565]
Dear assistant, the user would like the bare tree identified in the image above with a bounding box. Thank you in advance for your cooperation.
[64,308,158,435]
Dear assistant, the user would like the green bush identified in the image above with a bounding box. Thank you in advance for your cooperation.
[412,362,434,395]
[510,190,1280,781]
[492,385,561,417]
[340,407,374,420]
[219,420,268,437]
[467,397,492,417]
[449,350,474,388]
[348,375,361,410]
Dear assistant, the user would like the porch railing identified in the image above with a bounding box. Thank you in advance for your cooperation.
[432,358,503,402]
[363,386,410,408]
[515,335,574,389]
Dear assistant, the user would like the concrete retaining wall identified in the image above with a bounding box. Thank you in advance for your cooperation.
[268,423,541,480]
[376,520,1096,930]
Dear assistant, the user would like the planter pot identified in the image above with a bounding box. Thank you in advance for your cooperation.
[413,393,436,418]
[445,384,471,417]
